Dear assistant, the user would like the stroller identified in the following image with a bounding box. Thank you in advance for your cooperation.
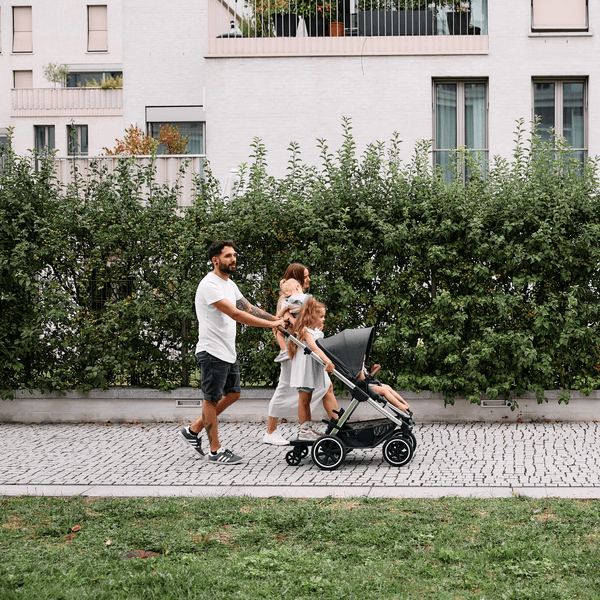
[283,326,416,471]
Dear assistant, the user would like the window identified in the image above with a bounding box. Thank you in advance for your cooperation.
[532,0,588,31]
[34,125,55,154]
[0,128,9,151]
[147,121,205,155]
[434,80,488,182]
[87,5,107,52]
[13,6,32,52]
[533,79,587,163]
[67,124,88,156]
[66,70,122,88]
[13,70,33,88]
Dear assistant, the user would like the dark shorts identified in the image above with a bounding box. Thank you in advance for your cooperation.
[196,351,241,404]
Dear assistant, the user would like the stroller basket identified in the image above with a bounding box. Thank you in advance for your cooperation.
[283,326,417,470]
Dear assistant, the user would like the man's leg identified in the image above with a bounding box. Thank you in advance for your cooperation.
[190,391,240,438]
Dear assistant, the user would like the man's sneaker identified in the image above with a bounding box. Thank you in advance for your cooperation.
[297,426,320,441]
[274,350,289,363]
[208,448,244,465]
[263,430,290,446]
[178,426,205,457]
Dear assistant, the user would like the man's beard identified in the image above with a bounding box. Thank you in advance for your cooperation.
[219,260,236,274]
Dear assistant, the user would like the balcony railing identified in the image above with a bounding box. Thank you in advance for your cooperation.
[52,155,204,207]
[208,0,488,57]
[11,87,123,117]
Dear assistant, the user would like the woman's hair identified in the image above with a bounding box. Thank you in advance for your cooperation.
[288,297,325,359]
[282,263,309,288]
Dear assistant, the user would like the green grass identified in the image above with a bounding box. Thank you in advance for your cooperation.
[1,495,599,599]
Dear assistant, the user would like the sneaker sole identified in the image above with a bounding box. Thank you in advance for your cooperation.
[178,430,205,459]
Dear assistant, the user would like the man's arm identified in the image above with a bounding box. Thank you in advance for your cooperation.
[212,297,284,329]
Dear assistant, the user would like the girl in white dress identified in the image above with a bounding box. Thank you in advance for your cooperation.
[288,297,339,441]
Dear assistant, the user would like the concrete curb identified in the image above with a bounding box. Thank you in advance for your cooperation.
[2,387,599,423]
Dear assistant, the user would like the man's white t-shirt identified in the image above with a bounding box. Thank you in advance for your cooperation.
[195,271,243,364]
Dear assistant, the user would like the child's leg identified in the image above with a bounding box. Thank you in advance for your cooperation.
[274,329,287,353]
[321,384,339,419]
[298,390,313,426]
[382,384,410,409]
[373,384,409,411]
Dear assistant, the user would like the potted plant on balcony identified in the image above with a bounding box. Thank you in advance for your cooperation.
[297,0,335,37]
[253,0,298,37]
[357,0,435,36]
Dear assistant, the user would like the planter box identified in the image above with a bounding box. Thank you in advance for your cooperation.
[2,388,600,424]
[358,10,435,36]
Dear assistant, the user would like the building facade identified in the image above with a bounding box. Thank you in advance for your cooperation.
[0,0,595,190]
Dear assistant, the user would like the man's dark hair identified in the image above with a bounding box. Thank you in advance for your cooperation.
[208,240,236,261]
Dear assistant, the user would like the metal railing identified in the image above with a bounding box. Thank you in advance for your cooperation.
[210,0,487,39]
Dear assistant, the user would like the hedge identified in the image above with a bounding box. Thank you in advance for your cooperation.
[2,118,600,405]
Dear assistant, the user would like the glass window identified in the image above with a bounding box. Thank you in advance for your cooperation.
[13,6,32,53]
[434,80,488,182]
[34,125,55,154]
[66,71,122,88]
[533,79,587,162]
[67,124,88,156]
[147,121,205,155]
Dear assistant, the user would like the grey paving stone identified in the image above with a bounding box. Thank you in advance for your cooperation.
[1,421,600,497]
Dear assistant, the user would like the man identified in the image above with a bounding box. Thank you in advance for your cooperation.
[179,240,285,465]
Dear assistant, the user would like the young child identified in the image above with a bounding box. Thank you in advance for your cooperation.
[288,297,339,441]
[358,360,411,413]
[273,278,312,362]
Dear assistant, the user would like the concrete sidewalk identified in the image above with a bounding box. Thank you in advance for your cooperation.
[1,421,599,499]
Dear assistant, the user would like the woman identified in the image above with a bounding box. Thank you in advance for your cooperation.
[263,263,328,445]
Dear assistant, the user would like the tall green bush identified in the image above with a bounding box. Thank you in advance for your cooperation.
[2,119,600,405]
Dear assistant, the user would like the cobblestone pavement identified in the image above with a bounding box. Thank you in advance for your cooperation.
[1,421,599,498]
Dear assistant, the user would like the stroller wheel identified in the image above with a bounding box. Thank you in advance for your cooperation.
[312,435,346,471]
[382,435,413,467]
[407,431,417,451]
[285,448,303,466]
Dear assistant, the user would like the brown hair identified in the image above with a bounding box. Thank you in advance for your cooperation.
[288,297,325,359]
[282,263,309,288]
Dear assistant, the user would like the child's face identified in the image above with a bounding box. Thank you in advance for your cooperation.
[314,308,326,330]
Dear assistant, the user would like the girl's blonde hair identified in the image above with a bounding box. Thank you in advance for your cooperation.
[288,297,325,359]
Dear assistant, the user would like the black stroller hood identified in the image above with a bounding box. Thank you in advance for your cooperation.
[316,327,376,381]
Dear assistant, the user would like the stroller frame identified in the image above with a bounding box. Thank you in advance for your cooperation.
[282,327,416,470]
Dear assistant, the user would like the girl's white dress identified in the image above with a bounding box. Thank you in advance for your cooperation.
[289,327,331,391]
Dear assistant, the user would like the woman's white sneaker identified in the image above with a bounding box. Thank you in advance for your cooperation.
[263,431,290,446]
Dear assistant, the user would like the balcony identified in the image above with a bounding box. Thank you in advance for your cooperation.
[208,0,488,57]
[11,87,123,117]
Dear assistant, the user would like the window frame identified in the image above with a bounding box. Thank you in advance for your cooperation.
[12,6,32,53]
[34,125,55,154]
[531,0,588,32]
[432,78,489,182]
[67,124,89,156]
[87,5,108,53]
[532,77,588,161]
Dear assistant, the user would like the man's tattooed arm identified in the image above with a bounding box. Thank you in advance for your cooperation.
[236,297,277,321]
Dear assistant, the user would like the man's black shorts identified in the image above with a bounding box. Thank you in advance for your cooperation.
[196,351,241,404]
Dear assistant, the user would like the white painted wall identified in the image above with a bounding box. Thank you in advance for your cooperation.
[1,0,123,155]
[204,1,600,186]
[121,0,206,131]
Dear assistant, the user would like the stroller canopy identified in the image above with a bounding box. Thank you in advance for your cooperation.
[317,327,375,380]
